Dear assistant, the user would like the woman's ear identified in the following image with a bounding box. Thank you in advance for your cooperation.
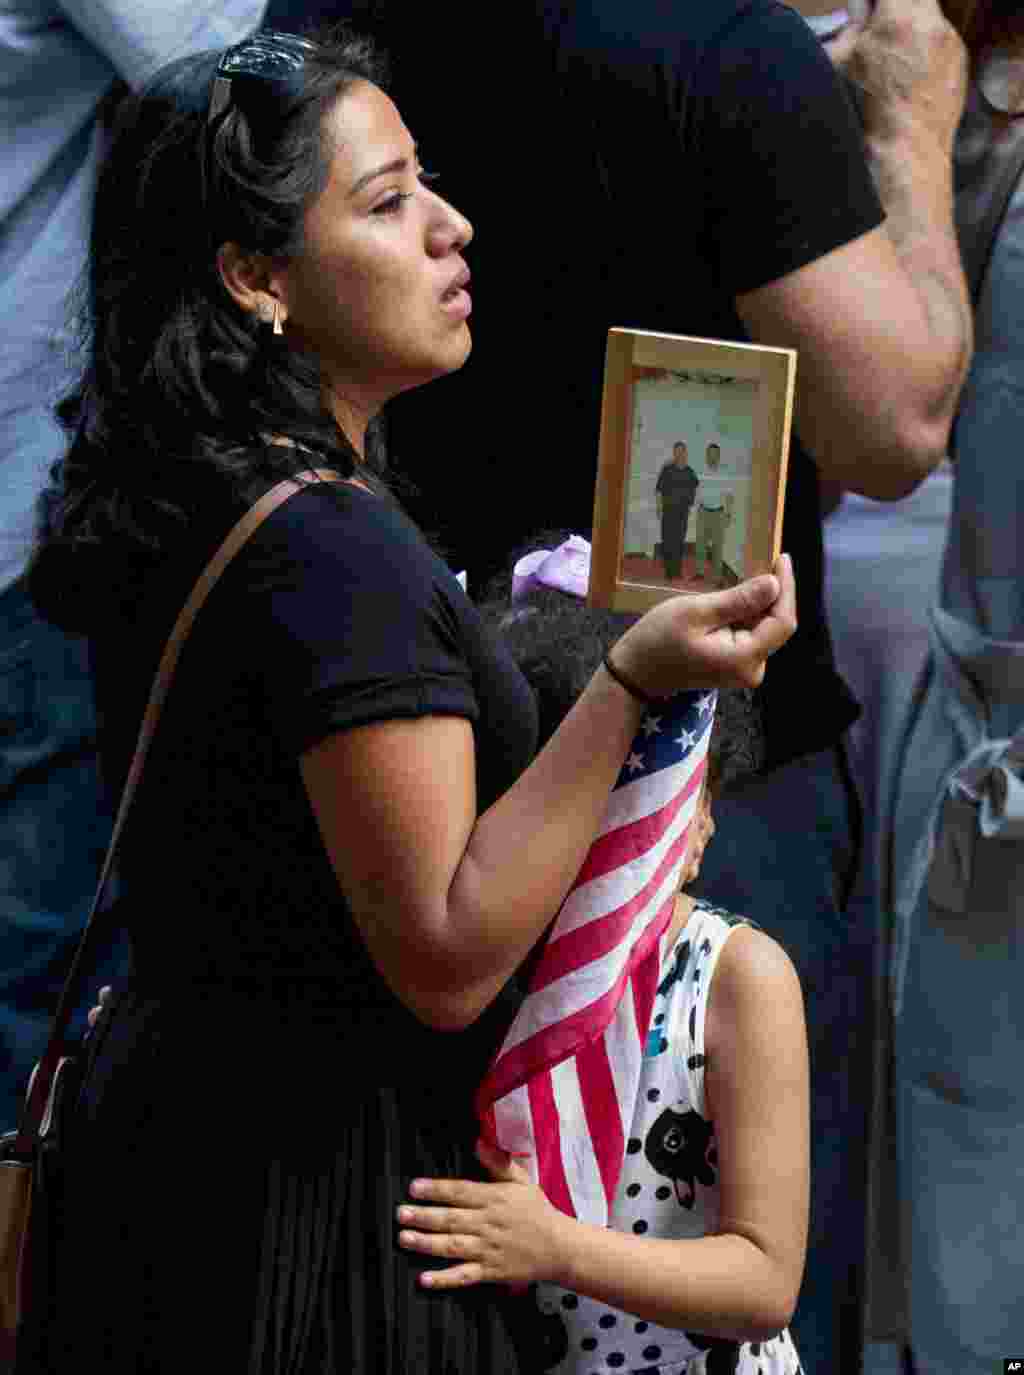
[216,241,288,328]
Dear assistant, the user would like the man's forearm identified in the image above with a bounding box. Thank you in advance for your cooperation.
[839,2,974,427]
[866,116,973,420]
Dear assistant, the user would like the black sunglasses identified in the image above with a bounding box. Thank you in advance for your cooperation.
[201,31,316,250]
[207,30,317,125]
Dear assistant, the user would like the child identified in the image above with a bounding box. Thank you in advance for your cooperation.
[396,539,809,1375]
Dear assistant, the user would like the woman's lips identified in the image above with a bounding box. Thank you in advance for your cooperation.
[440,285,472,318]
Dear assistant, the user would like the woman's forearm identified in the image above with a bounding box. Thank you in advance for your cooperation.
[428,569,794,1025]
[312,568,793,1031]
[551,1217,796,1342]
[441,666,643,1013]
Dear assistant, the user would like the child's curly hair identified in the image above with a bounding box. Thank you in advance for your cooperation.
[478,531,764,792]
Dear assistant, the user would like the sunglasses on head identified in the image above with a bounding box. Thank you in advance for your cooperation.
[207,30,317,124]
[200,30,316,247]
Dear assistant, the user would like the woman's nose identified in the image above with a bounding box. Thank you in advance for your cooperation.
[428,197,474,255]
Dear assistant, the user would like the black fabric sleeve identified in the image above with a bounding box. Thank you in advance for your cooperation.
[699,2,885,296]
[232,485,480,758]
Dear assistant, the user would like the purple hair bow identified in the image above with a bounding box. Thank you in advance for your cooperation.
[511,535,592,603]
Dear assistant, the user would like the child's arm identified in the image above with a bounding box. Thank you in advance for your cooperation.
[395,926,809,1342]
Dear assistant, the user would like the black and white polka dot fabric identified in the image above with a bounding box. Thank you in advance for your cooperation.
[532,902,803,1375]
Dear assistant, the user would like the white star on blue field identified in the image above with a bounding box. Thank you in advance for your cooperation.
[613,690,717,790]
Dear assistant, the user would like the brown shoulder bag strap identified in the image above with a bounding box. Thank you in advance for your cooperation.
[13,468,342,1156]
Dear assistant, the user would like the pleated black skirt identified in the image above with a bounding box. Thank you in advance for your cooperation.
[18,984,534,1374]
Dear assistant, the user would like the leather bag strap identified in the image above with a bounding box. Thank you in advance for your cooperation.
[13,468,342,1155]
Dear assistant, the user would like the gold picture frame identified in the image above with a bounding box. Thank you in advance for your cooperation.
[588,328,796,613]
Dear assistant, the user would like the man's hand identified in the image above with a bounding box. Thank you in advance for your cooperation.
[826,0,968,152]
[396,1138,571,1290]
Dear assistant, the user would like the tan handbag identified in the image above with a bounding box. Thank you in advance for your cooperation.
[0,469,341,1361]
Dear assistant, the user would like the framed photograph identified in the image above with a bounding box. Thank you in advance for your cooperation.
[588,329,796,613]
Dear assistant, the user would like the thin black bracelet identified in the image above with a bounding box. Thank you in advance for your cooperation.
[602,651,660,707]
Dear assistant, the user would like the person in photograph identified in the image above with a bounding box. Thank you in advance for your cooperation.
[655,441,699,581]
[695,443,735,585]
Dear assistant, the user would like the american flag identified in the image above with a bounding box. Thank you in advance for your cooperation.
[476,688,717,1226]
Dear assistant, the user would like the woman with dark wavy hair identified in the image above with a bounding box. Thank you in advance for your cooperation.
[24,25,795,1373]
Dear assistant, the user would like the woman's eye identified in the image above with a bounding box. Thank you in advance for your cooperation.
[371,172,440,216]
[373,192,413,216]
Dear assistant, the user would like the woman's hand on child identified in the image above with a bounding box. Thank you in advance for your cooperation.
[396,1137,570,1290]
[614,552,796,696]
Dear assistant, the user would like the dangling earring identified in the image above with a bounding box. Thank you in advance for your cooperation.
[272,300,284,336]
[257,299,274,327]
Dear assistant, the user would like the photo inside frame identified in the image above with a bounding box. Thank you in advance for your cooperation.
[620,368,759,594]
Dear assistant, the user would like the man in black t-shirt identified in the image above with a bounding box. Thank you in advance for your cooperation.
[270,3,971,1370]
[655,442,699,580]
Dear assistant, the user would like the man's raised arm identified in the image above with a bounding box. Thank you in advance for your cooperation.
[737,0,971,501]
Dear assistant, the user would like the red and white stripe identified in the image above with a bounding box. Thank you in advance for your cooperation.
[476,693,713,1225]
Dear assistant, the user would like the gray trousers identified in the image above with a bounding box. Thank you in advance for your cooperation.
[695,506,727,580]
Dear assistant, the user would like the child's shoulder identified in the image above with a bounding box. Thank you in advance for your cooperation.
[657,900,760,999]
[688,899,762,935]
[669,900,801,1023]
[658,900,800,1014]
[692,903,803,1044]
[650,901,804,1120]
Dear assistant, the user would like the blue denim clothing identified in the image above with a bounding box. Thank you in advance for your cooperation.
[0,0,267,593]
[889,609,1024,1017]
[884,72,1024,1375]
[693,746,869,1375]
[0,0,266,1129]
[0,578,127,1128]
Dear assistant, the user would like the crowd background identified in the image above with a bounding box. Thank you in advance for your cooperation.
[817,4,1024,1372]
[0,0,269,1125]
[2,0,1020,1372]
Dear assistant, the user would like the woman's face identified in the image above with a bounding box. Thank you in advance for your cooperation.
[278,80,474,410]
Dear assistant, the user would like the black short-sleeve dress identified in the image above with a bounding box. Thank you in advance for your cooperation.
[28,472,539,1374]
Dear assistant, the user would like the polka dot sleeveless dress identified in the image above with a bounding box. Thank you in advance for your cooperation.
[530,902,804,1375]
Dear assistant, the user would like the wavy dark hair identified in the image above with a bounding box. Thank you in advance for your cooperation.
[30,24,389,633]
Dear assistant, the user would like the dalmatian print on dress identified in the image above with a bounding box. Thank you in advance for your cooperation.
[531,901,801,1374]
[643,1106,716,1209]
